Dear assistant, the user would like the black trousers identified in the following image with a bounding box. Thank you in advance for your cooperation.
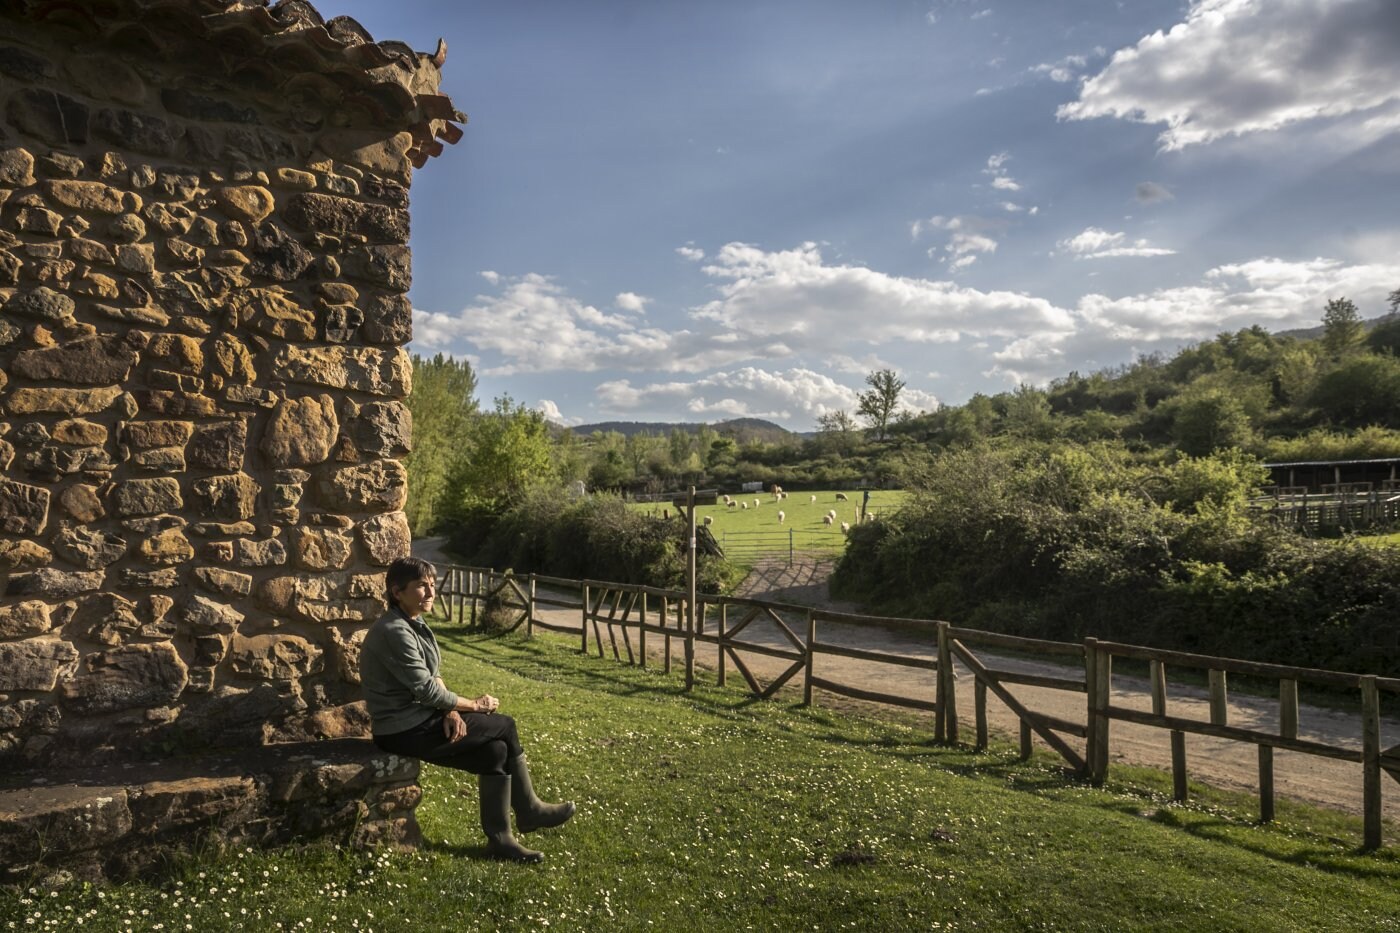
[373,711,523,776]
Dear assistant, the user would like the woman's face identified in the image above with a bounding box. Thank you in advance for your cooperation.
[393,575,435,618]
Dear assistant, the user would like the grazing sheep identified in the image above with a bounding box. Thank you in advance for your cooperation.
[865,511,875,522]
[777,511,785,523]
[809,494,817,504]
[722,494,732,504]
[753,499,761,508]
[741,502,748,510]
[703,515,714,527]
[727,500,737,508]
[835,492,849,501]
[840,521,850,534]
[826,509,837,520]
[772,484,783,495]
[823,515,833,526]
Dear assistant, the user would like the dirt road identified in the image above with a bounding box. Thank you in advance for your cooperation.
[415,541,1399,823]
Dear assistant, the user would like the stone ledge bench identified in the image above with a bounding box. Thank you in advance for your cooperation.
[0,738,420,885]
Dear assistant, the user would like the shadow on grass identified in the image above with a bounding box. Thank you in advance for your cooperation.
[437,628,1400,877]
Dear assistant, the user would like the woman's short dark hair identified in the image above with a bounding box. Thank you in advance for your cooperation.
[385,556,437,605]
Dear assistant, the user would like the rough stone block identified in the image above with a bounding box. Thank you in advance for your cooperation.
[271,345,411,398]
[234,537,286,567]
[181,594,243,634]
[282,192,408,243]
[52,524,127,569]
[359,511,411,565]
[12,335,138,384]
[0,601,53,639]
[0,539,53,569]
[261,394,339,468]
[292,525,353,571]
[6,89,89,146]
[0,784,130,867]
[187,420,248,471]
[136,527,194,565]
[343,244,411,291]
[191,473,260,521]
[6,386,121,415]
[230,633,323,681]
[0,147,36,187]
[0,639,79,691]
[60,642,188,714]
[193,567,252,598]
[112,478,183,516]
[43,179,129,214]
[3,284,75,321]
[57,484,104,522]
[93,108,177,157]
[0,478,50,533]
[7,567,104,599]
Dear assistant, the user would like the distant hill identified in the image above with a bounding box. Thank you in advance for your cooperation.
[570,417,795,444]
[1275,313,1394,341]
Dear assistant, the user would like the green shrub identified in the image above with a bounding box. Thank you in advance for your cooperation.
[832,439,1400,676]
[446,487,738,593]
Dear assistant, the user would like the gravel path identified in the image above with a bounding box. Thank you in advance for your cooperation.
[415,541,1399,823]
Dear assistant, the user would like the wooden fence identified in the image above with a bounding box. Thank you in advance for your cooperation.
[428,563,1400,850]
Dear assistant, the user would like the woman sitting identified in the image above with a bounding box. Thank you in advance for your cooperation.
[360,556,574,862]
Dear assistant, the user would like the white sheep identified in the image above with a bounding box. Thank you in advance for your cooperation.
[840,521,850,534]
[835,492,849,501]
[823,515,833,526]
[864,511,875,522]
[741,502,748,510]
[827,509,837,520]
[727,500,737,508]
[809,494,817,504]
[753,499,761,508]
[777,511,785,523]
[703,515,713,527]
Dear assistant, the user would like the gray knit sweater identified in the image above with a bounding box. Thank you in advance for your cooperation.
[359,608,461,736]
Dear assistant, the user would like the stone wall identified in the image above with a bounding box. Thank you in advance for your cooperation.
[0,1,463,879]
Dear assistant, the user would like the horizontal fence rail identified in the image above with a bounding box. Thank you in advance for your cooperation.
[428,562,1398,850]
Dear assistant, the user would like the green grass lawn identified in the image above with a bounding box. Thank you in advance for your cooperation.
[1355,529,1400,548]
[6,629,1398,932]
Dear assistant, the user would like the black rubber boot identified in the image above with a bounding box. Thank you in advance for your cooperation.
[509,754,576,834]
[479,774,543,862]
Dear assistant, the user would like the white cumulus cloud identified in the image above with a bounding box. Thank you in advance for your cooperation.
[1059,0,1400,149]
[1058,227,1176,259]
[595,367,864,424]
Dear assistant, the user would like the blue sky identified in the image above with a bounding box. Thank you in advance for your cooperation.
[327,0,1400,430]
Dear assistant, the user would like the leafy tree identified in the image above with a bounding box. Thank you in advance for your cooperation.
[857,368,905,441]
[1170,390,1255,455]
[404,353,478,535]
[1367,315,1400,356]
[1321,297,1364,358]
[1310,354,1400,428]
[450,394,557,511]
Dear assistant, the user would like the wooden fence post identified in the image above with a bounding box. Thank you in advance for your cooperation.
[1259,745,1275,823]
[975,680,988,752]
[580,583,590,654]
[1085,639,1110,784]
[1362,675,1382,850]
[936,622,957,744]
[1084,637,1098,780]
[527,573,536,638]
[470,570,480,628]
[1152,658,1188,801]
[717,601,727,687]
[1209,670,1228,726]
[1280,679,1298,740]
[639,592,648,669]
[803,610,815,706]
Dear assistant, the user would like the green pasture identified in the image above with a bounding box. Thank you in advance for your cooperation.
[8,629,1396,931]
[635,488,908,570]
